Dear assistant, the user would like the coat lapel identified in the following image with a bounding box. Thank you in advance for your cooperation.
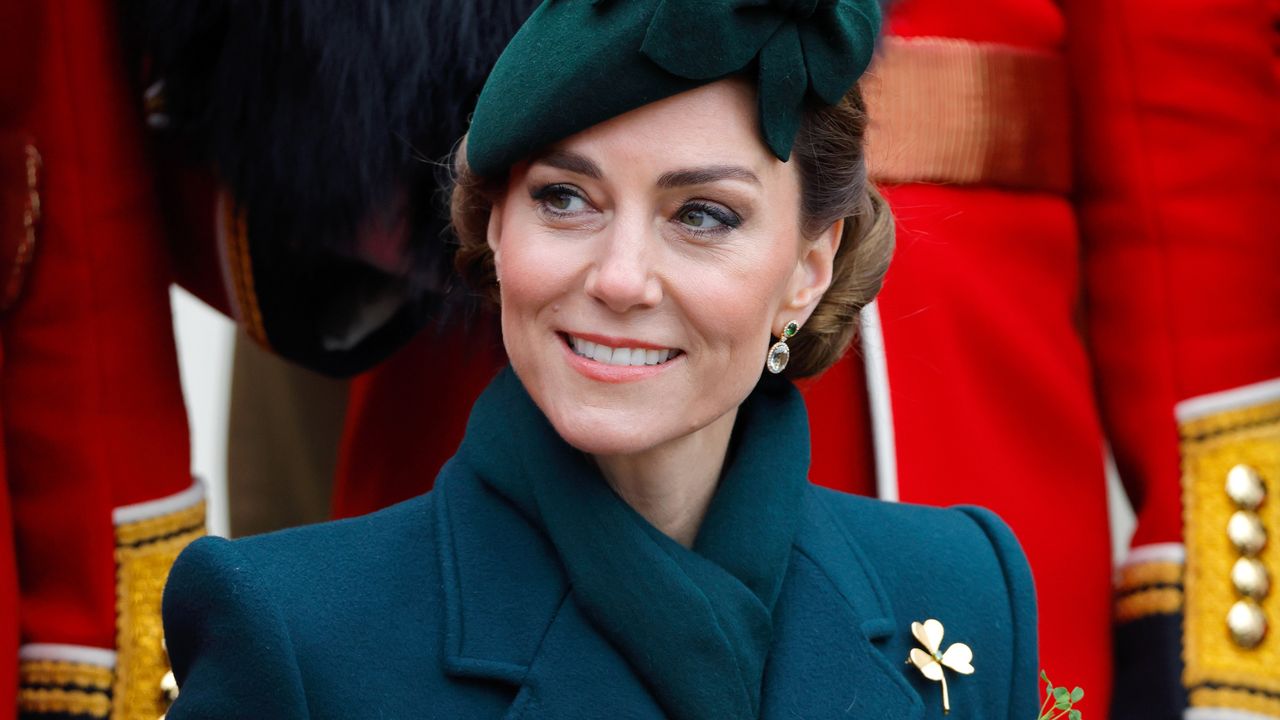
[435,463,568,685]
[503,595,668,719]
[760,488,924,719]
[436,465,666,718]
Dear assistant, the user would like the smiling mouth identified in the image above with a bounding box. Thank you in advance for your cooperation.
[561,333,684,367]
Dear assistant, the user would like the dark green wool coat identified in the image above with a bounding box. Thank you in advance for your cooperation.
[162,372,1039,719]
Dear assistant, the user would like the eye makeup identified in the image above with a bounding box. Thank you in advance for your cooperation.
[526,180,751,239]
[530,183,593,219]
[674,200,742,237]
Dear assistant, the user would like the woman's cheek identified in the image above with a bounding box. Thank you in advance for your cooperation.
[500,232,581,309]
[691,263,776,333]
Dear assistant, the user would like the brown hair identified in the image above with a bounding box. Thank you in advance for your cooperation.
[450,85,894,379]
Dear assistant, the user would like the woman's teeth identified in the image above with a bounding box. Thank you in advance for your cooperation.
[569,336,679,367]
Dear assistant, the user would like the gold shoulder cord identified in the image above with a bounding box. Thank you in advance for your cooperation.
[1182,396,1280,714]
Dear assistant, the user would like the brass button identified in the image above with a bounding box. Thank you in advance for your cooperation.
[1233,557,1271,600]
[1227,598,1268,649]
[1226,464,1267,510]
[1228,510,1268,556]
[160,669,178,701]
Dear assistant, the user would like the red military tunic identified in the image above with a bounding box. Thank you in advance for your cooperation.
[1069,0,1280,714]
[2,1,540,717]
[2,3,206,719]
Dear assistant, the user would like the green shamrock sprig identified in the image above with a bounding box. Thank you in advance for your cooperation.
[1038,671,1084,720]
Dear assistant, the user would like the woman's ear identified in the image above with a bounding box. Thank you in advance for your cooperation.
[776,219,843,332]
[486,199,505,277]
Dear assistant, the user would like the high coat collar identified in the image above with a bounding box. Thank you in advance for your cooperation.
[434,466,925,719]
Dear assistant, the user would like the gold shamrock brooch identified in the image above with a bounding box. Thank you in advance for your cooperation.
[907,619,974,715]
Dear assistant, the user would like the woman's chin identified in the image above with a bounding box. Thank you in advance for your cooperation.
[546,407,670,458]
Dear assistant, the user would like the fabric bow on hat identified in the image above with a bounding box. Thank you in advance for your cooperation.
[638,0,882,160]
[467,0,883,178]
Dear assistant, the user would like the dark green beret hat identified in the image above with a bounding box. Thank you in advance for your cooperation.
[467,0,883,178]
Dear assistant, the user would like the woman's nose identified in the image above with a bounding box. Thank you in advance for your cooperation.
[584,224,663,313]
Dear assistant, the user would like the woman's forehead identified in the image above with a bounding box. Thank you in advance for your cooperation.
[530,79,782,181]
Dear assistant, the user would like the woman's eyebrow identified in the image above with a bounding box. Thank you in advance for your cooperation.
[532,149,603,179]
[530,152,761,189]
[656,165,761,189]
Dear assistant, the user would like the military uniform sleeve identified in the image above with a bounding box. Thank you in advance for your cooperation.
[1065,0,1279,715]
[956,506,1040,719]
[161,536,309,720]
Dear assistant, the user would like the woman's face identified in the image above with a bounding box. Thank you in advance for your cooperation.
[489,79,838,457]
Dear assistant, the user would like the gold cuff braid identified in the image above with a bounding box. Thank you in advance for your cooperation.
[19,494,205,720]
[1182,395,1280,712]
[1115,587,1184,624]
[18,687,113,719]
[1114,560,1184,623]
[18,661,114,719]
[19,660,113,691]
[113,498,207,720]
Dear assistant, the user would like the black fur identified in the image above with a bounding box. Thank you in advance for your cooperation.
[138,0,538,277]
[124,0,540,372]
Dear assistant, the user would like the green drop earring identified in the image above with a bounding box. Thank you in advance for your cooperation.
[767,321,800,374]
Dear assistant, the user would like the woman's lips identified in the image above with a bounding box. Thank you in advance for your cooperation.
[559,333,683,383]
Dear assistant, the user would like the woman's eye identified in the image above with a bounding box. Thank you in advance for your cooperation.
[548,192,585,212]
[533,185,589,214]
[679,208,720,229]
[677,203,740,232]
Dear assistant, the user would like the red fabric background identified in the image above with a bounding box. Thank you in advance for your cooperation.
[3,0,192,655]
[0,0,42,709]
[1068,0,1280,547]
[332,316,506,518]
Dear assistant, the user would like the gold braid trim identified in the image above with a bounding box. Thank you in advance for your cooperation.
[113,500,206,720]
[19,660,113,691]
[1181,399,1280,442]
[1117,560,1184,594]
[1190,687,1280,715]
[18,688,112,718]
[115,501,206,547]
[1115,588,1184,624]
[1182,405,1280,699]
[221,194,269,347]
